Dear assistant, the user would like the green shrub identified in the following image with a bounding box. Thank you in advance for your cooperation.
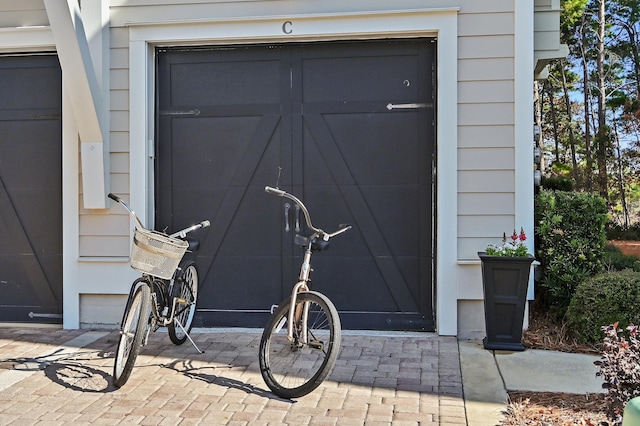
[535,190,607,317]
[606,221,640,240]
[603,243,640,272]
[567,270,640,345]
[540,176,574,191]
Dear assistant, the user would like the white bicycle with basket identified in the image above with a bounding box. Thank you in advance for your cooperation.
[108,193,209,387]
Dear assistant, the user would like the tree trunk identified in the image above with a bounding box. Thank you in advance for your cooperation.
[613,119,629,227]
[621,21,640,97]
[581,17,593,191]
[560,65,579,185]
[545,80,561,163]
[596,0,608,201]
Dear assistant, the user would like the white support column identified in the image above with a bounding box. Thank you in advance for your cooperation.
[514,0,536,302]
[44,0,108,209]
[62,82,80,329]
[82,0,111,205]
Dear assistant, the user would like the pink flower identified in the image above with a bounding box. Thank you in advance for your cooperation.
[484,227,532,257]
[519,227,527,242]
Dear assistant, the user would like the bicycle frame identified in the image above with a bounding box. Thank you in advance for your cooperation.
[264,186,351,344]
[145,272,204,352]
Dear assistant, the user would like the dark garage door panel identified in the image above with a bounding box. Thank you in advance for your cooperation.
[0,55,63,323]
[156,40,435,331]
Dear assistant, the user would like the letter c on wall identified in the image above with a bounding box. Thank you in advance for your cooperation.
[282,21,293,34]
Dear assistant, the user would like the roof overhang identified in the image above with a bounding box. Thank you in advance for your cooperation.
[534,0,568,80]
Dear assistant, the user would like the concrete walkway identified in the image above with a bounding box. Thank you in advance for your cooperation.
[460,340,603,425]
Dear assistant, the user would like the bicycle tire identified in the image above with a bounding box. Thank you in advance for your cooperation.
[259,291,341,398]
[113,280,151,388]
[168,260,199,345]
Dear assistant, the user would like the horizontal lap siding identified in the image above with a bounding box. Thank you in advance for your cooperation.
[457,6,516,260]
[0,0,47,27]
[81,27,132,257]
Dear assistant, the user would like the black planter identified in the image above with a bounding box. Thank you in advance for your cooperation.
[478,252,535,351]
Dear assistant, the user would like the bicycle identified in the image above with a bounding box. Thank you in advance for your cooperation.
[260,186,351,398]
[107,193,209,388]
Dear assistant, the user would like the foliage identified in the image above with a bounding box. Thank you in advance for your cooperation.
[535,190,607,316]
[485,228,532,257]
[567,270,640,345]
[540,175,574,191]
[603,243,640,271]
[560,0,589,34]
[594,322,640,424]
[539,0,640,222]
[606,220,640,240]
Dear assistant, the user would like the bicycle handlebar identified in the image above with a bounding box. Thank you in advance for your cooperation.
[108,193,209,239]
[170,220,210,239]
[264,186,351,240]
[108,193,144,229]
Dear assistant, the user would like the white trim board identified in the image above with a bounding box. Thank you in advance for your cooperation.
[129,8,459,335]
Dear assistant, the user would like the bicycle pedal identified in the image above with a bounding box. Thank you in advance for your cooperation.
[308,340,324,350]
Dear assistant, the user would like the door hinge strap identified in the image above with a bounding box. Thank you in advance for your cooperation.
[28,312,62,319]
[159,109,201,116]
[386,103,432,110]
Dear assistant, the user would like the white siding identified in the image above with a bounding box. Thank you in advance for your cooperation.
[458,125,514,148]
[0,0,47,27]
[458,81,514,103]
[458,193,515,215]
[458,148,514,170]
[459,35,513,59]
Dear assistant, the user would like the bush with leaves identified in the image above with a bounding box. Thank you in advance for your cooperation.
[603,243,640,272]
[594,323,640,425]
[567,270,640,345]
[606,220,640,241]
[535,190,607,317]
[540,175,574,191]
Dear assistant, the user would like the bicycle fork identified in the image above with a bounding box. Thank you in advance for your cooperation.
[286,245,314,346]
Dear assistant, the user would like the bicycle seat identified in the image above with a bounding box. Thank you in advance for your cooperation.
[295,234,329,251]
[185,236,200,252]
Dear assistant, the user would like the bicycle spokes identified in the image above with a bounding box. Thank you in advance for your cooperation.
[259,291,341,398]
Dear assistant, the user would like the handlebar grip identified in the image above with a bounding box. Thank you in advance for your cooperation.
[108,193,121,203]
[201,220,211,228]
[265,186,286,196]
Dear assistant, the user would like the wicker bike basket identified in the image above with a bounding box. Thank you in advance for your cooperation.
[130,228,189,279]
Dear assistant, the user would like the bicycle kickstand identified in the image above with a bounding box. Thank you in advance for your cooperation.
[173,318,205,354]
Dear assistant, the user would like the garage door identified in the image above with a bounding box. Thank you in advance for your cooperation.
[156,39,436,331]
[0,54,63,324]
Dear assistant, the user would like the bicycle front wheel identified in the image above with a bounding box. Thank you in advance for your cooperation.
[259,291,341,398]
[113,280,151,388]
[168,260,199,345]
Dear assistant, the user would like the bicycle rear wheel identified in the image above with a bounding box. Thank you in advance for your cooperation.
[168,260,199,345]
[113,280,151,388]
[259,291,341,398]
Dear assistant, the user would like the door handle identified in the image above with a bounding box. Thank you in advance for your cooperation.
[295,204,301,233]
[284,203,290,232]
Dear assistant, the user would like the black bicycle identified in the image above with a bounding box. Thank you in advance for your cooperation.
[260,186,351,398]
[108,193,209,387]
